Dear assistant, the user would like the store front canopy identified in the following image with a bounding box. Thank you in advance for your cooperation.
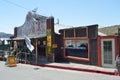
[11,34,47,41]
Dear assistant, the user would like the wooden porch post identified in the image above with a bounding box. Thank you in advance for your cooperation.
[35,39,38,64]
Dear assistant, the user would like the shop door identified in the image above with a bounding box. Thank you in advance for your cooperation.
[101,39,115,68]
[38,41,46,57]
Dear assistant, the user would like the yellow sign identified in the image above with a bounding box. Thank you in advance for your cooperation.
[52,44,57,48]
[47,41,51,47]
[47,29,51,36]
[47,36,51,41]
[47,29,52,54]
[47,47,52,54]
[8,56,16,67]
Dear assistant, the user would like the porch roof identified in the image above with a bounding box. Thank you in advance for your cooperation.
[10,35,46,41]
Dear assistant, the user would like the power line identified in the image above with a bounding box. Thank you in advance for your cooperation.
[2,0,30,11]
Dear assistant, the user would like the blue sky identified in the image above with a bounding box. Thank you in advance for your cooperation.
[0,0,120,34]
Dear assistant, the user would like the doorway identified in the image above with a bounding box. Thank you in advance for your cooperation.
[37,40,46,57]
[101,39,115,68]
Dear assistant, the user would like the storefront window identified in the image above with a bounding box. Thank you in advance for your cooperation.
[65,39,88,58]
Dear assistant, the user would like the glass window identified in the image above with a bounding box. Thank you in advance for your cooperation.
[103,41,113,64]
[65,39,88,58]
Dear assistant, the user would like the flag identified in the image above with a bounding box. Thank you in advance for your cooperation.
[24,36,34,52]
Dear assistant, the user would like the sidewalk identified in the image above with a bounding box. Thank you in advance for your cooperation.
[31,62,119,76]
[1,56,119,76]
[1,61,120,80]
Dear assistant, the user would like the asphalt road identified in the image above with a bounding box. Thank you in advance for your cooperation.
[0,61,120,80]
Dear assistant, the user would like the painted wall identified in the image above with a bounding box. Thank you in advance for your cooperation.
[16,12,47,38]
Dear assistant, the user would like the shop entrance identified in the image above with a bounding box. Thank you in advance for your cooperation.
[37,40,46,57]
[36,38,48,63]
[101,39,115,68]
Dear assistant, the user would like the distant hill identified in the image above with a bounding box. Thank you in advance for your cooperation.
[0,32,13,38]
[99,25,120,35]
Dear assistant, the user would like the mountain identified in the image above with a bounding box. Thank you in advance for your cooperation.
[99,25,120,35]
[0,32,13,38]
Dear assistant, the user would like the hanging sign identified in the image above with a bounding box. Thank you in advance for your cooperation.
[52,44,57,48]
[47,29,52,54]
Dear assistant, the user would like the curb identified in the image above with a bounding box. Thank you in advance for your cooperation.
[26,62,119,76]
[1,58,119,76]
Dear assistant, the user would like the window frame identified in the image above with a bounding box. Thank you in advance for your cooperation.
[64,38,90,61]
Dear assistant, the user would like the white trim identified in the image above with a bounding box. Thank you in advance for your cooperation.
[101,38,115,68]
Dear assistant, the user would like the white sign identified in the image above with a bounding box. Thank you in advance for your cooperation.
[25,36,34,52]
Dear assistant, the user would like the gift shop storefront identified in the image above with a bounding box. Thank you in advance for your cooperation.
[59,24,98,66]
[59,24,119,68]
[10,11,119,68]
[11,11,60,63]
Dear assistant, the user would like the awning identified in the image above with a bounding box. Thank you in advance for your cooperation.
[10,34,47,41]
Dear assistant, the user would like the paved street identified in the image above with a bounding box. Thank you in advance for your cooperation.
[0,61,119,80]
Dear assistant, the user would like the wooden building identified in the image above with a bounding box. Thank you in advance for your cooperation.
[59,25,98,65]
[58,24,119,68]
[11,11,119,68]
[12,11,60,63]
